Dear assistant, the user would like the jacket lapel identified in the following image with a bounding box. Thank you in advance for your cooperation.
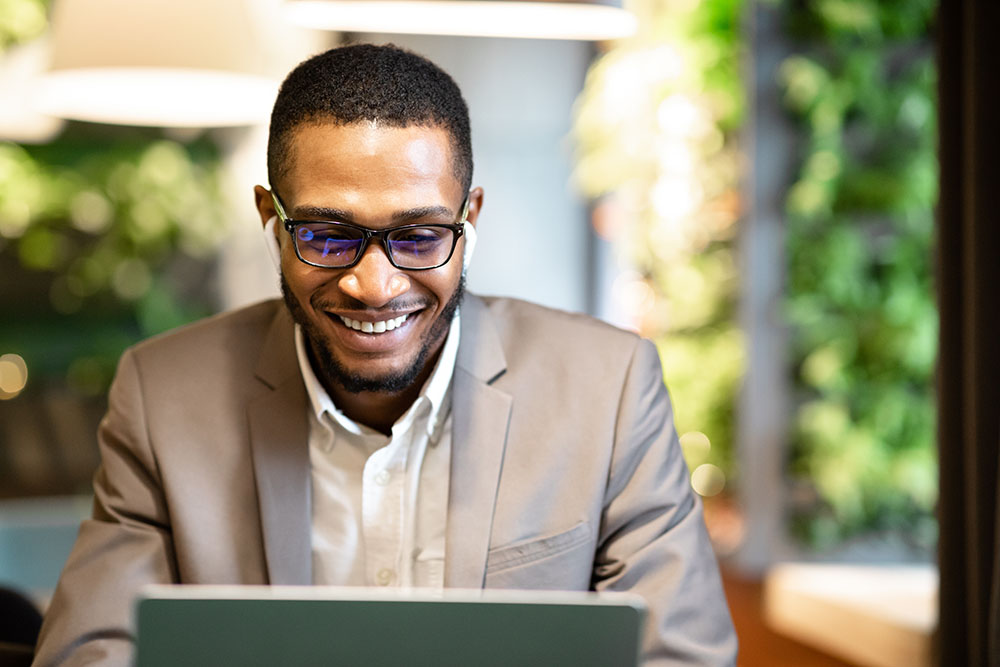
[248,308,312,585]
[446,295,512,588]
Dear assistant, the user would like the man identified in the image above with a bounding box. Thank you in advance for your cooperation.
[34,44,737,665]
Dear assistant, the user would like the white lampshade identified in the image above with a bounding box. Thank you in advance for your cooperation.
[33,0,322,128]
[283,0,637,41]
[0,39,65,142]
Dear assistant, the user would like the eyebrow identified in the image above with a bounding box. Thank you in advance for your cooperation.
[292,204,456,225]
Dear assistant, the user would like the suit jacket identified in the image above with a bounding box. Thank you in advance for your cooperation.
[33,294,737,666]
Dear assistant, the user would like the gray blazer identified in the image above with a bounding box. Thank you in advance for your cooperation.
[34,295,737,666]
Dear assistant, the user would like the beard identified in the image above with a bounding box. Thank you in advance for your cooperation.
[281,274,465,395]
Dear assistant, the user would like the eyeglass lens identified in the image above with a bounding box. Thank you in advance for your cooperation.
[294,223,455,268]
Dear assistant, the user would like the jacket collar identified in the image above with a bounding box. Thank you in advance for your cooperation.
[455,293,507,385]
[252,304,300,390]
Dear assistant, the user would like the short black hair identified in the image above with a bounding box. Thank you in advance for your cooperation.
[267,43,473,195]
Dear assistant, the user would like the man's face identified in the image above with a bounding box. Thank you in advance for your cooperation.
[255,121,483,394]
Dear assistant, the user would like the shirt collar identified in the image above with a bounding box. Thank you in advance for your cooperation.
[295,312,460,438]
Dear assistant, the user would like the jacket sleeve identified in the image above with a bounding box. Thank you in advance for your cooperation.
[593,337,738,666]
[33,349,178,667]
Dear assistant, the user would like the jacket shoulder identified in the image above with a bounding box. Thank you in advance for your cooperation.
[471,295,651,388]
[477,295,643,349]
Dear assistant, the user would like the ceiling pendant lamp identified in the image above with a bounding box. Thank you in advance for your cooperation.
[33,0,314,128]
[282,0,637,41]
[0,39,65,142]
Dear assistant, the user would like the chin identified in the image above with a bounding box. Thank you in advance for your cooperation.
[280,275,465,396]
[326,357,430,394]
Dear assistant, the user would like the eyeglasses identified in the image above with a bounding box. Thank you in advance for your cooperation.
[271,191,468,270]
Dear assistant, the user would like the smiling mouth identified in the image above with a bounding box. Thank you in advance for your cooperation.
[337,313,410,334]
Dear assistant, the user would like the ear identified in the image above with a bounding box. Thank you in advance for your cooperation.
[253,184,277,228]
[464,186,484,228]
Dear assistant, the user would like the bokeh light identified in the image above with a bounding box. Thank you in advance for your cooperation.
[0,353,29,400]
[679,430,712,465]
[691,463,726,497]
[611,271,656,328]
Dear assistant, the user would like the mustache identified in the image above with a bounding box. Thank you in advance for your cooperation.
[309,293,431,314]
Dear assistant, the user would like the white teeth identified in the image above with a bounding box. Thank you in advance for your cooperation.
[338,313,408,334]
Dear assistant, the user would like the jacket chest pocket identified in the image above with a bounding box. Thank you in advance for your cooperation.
[484,521,594,590]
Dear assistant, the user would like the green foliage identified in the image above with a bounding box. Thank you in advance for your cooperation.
[0,127,227,393]
[0,0,48,52]
[777,0,938,550]
[573,0,745,477]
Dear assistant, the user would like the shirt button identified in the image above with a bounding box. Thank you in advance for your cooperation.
[376,568,395,586]
[373,470,391,486]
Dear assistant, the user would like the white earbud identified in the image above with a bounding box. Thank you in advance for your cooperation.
[462,221,477,274]
[263,215,282,271]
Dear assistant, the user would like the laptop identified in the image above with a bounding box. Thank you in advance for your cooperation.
[135,585,646,666]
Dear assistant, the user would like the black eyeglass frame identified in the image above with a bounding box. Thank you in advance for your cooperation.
[270,190,469,271]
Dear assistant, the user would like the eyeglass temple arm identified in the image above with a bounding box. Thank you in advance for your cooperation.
[460,195,471,223]
[269,189,289,222]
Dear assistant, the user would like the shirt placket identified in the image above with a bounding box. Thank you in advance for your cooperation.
[366,392,438,587]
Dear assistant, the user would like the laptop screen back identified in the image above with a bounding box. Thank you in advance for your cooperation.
[135,585,645,667]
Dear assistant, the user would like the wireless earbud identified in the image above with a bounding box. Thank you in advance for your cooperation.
[462,222,477,274]
[263,215,282,271]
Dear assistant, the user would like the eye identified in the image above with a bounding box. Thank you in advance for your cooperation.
[298,224,359,244]
[295,223,365,263]
[392,228,448,244]
[312,229,356,242]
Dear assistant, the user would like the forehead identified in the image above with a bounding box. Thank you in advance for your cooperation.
[279,121,462,208]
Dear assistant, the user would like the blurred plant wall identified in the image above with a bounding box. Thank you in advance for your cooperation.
[574,0,938,554]
[776,0,938,550]
[0,130,227,496]
[0,133,227,390]
[573,0,745,495]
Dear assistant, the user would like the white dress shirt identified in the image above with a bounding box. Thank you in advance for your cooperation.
[295,317,458,589]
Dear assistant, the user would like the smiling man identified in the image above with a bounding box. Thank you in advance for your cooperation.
[34,45,737,666]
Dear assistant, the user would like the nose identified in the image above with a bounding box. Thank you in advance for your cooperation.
[337,244,411,307]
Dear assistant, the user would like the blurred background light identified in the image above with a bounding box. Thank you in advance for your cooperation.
[610,270,655,329]
[0,40,64,142]
[692,463,726,497]
[34,69,279,128]
[283,0,637,41]
[680,430,712,463]
[0,353,29,399]
[32,0,314,128]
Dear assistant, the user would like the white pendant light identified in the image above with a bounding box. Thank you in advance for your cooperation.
[33,0,322,128]
[0,39,65,142]
[283,0,637,41]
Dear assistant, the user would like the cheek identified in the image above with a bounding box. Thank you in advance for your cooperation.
[281,261,327,305]
[424,269,462,307]
[278,236,296,271]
